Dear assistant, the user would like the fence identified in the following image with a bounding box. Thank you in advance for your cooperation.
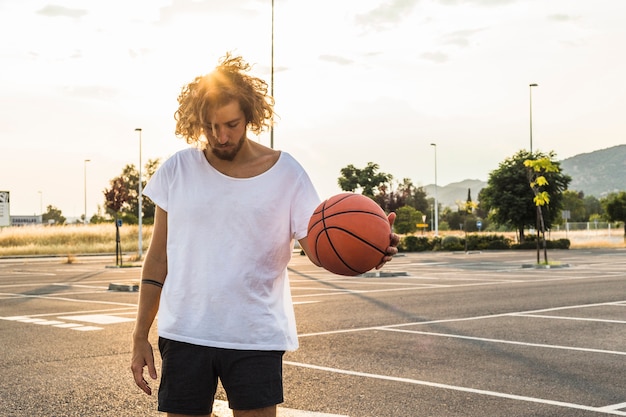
[542,222,624,247]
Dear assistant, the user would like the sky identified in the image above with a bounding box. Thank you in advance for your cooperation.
[1,0,625,219]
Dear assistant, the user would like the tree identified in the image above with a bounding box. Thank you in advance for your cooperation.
[603,191,626,240]
[397,178,429,213]
[561,190,586,223]
[524,156,560,264]
[479,150,571,243]
[42,205,66,225]
[583,195,603,220]
[373,178,429,214]
[466,188,473,213]
[104,176,129,215]
[394,205,424,234]
[338,162,393,198]
[102,159,160,224]
[104,176,129,266]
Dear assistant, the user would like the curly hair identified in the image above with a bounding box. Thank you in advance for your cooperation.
[174,53,275,147]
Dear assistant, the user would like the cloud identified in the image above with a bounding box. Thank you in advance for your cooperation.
[319,54,354,66]
[354,0,419,30]
[36,5,87,19]
[157,0,260,25]
[547,13,580,22]
[420,51,448,63]
[441,28,485,47]
[438,0,516,5]
[59,85,119,101]
[128,48,151,59]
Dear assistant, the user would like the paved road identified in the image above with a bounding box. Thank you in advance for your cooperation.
[1,249,625,416]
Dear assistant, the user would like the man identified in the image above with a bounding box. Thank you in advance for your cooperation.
[131,53,399,417]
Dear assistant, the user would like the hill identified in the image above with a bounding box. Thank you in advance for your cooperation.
[424,179,487,209]
[425,144,625,207]
[559,144,626,198]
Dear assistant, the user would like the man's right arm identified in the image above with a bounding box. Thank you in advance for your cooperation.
[131,206,168,395]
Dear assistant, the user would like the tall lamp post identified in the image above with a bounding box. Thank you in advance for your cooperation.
[529,83,538,154]
[430,143,439,236]
[83,159,90,225]
[135,128,143,259]
[270,0,275,149]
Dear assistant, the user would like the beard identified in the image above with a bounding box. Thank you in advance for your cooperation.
[209,133,246,161]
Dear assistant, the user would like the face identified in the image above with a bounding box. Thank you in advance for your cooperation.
[203,100,247,161]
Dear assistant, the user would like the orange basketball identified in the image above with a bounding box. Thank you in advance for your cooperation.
[307,193,391,276]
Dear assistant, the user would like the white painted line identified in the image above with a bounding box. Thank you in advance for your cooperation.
[0,292,137,307]
[514,313,626,324]
[600,402,626,412]
[58,314,134,324]
[379,328,626,356]
[53,283,109,289]
[27,307,136,318]
[0,316,29,321]
[212,399,348,417]
[71,326,102,331]
[284,361,626,416]
[53,323,83,328]
[17,318,48,323]
[299,300,626,339]
[32,320,65,326]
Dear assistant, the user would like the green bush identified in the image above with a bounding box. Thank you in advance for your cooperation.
[442,235,464,251]
[399,236,432,252]
[512,238,570,250]
[397,233,566,252]
[465,234,512,250]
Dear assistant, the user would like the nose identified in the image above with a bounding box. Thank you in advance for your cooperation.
[212,127,229,145]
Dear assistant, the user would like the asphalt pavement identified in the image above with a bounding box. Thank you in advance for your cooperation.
[1,249,625,416]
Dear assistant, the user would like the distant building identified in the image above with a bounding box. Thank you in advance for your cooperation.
[10,215,42,226]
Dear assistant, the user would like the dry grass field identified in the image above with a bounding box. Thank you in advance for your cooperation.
[0,224,152,258]
[0,224,622,258]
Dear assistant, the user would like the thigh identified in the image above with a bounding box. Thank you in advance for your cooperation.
[219,350,284,412]
[233,405,276,417]
[158,337,219,416]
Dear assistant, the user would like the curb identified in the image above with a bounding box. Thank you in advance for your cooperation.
[521,263,570,269]
[361,271,409,278]
[108,282,139,292]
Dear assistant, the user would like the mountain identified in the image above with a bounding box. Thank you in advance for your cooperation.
[559,144,626,198]
[426,144,626,207]
[424,179,487,208]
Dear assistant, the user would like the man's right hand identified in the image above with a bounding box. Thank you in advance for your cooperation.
[131,338,158,395]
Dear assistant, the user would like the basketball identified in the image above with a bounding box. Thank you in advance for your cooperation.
[307,193,391,276]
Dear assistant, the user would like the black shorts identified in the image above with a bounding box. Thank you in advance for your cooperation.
[158,337,285,415]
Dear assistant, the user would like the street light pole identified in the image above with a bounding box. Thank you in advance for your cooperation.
[84,159,90,225]
[270,0,275,149]
[430,143,439,236]
[135,128,143,259]
[529,83,538,154]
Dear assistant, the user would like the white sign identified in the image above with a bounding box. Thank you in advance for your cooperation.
[0,191,9,227]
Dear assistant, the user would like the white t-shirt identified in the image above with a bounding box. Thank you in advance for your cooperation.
[143,147,320,351]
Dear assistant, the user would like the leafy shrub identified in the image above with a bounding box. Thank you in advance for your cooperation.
[442,235,464,251]
[399,236,432,252]
[397,233,564,252]
[512,238,570,250]
[465,234,512,250]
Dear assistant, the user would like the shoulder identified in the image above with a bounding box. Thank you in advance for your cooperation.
[161,147,203,168]
[276,152,306,173]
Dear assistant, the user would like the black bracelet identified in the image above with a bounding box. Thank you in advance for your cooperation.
[141,279,164,289]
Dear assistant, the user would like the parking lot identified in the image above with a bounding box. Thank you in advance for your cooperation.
[1,249,625,416]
